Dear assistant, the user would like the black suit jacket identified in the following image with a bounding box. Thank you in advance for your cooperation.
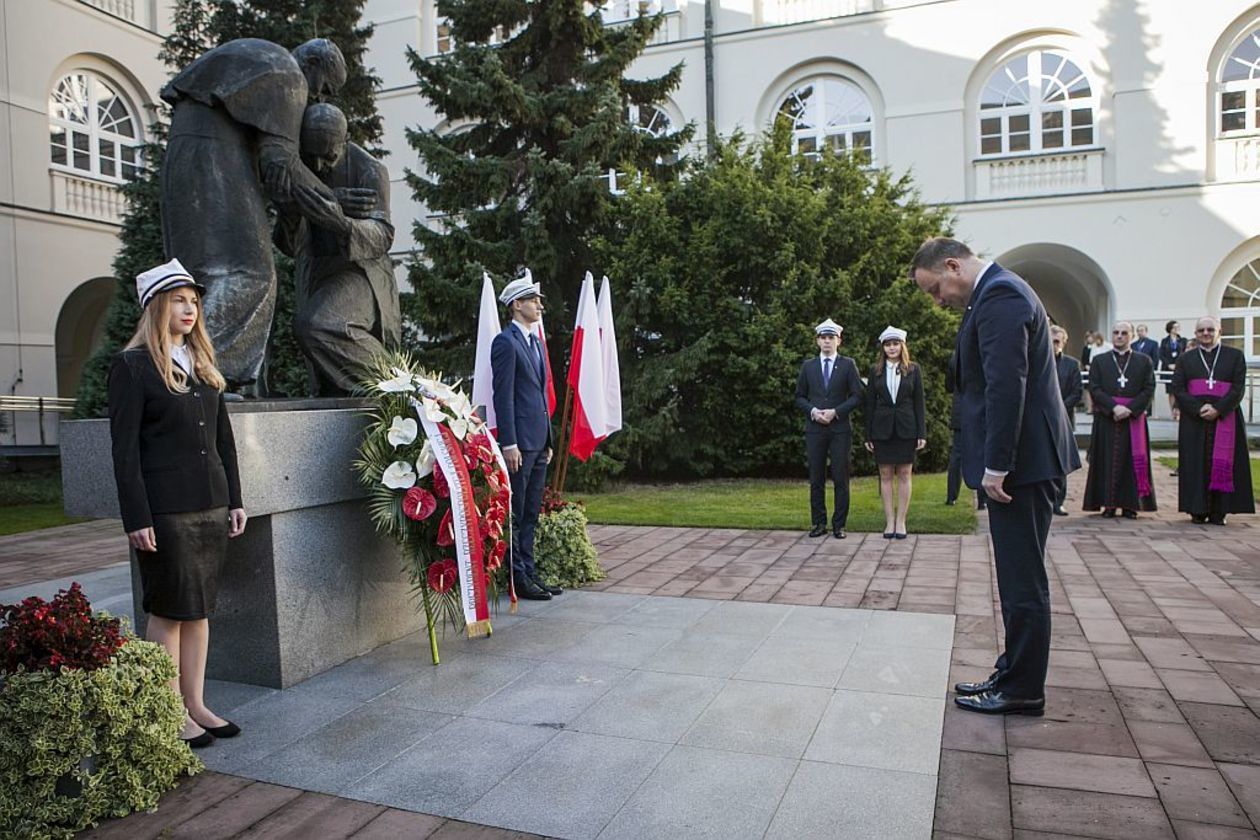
[794,355,863,434]
[865,363,926,441]
[955,263,1079,488]
[108,348,242,533]
[1055,353,1083,430]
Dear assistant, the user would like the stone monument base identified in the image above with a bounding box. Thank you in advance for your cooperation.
[62,399,416,688]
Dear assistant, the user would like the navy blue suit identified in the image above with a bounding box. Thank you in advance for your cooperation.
[956,263,1080,698]
[794,354,863,528]
[491,323,553,581]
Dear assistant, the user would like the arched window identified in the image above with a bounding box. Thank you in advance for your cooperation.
[978,50,1096,156]
[626,103,672,137]
[777,77,874,163]
[1219,27,1260,135]
[49,72,142,182]
[1220,256,1260,359]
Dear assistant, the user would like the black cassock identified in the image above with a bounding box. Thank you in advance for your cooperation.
[1083,350,1157,511]
[1171,344,1255,516]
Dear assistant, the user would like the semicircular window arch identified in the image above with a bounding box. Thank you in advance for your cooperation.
[776,76,875,163]
[977,50,1097,157]
[1218,26,1260,135]
[1219,256,1260,360]
[49,71,143,183]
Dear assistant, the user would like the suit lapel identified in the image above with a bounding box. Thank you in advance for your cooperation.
[509,325,542,388]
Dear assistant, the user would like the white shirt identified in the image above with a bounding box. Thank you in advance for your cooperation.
[504,319,543,454]
[171,342,192,375]
[884,363,901,404]
[812,354,839,419]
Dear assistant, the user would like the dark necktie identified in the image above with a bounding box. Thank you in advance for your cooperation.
[529,333,544,381]
[823,357,832,389]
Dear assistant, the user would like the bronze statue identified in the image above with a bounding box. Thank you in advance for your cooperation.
[159,38,347,392]
[274,103,401,396]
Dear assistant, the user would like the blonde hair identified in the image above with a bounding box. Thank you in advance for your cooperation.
[876,340,913,375]
[124,288,227,393]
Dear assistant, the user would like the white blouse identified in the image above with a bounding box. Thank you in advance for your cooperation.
[885,363,901,404]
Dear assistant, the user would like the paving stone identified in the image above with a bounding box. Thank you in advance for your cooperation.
[343,717,557,816]
[553,622,684,668]
[1126,721,1215,767]
[380,655,531,715]
[166,782,305,840]
[1183,635,1260,665]
[770,604,871,641]
[1112,686,1187,723]
[1147,764,1252,828]
[462,660,627,727]
[234,791,373,839]
[595,745,796,840]
[616,594,716,628]
[198,690,364,774]
[1009,747,1155,797]
[346,810,446,839]
[766,761,937,840]
[1135,637,1215,671]
[463,730,670,840]
[941,698,1007,754]
[837,643,952,698]
[572,670,724,742]
[1005,717,1139,758]
[1168,821,1260,840]
[426,821,543,840]
[1219,763,1260,827]
[733,634,856,687]
[1010,785,1175,839]
[538,591,647,623]
[639,630,759,678]
[82,772,251,839]
[805,688,943,774]
[931,750,1012,840]
[681,679,831,759]
[1098,658,1164,688]
[1182,702,1260,765]
[862,608,955,650]
[687,599,792,637]
[1158,668,1246,706]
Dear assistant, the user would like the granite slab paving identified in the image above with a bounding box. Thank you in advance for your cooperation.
[178,591,953,840]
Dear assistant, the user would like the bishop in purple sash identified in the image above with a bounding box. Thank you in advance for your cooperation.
[1082,321,1157,518]
[1170,317,1254,525]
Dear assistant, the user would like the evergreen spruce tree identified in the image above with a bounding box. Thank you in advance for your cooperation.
[405,0,690,375]
[73,0,384,415]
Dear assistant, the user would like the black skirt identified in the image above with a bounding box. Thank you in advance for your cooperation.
[873,435,917,465]
[137,506,229,620]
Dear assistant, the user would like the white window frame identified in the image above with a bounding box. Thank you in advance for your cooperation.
[776,76,875,164]
[977,50,1098,158]
[1218,27,1260,136]
[1220,257,1260,361]
[49,71,142,184]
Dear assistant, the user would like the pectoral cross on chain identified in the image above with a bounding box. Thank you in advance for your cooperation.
[1117,373,1128,389]
[1208,376,1216,389]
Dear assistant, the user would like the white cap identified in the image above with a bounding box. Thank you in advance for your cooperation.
[814,318,843,336]
[135,258,205,309]
[498,269,544,306]
[878,325,908,343]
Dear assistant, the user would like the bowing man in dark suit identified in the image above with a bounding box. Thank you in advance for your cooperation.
[794,318,864,539]
[491,275,561,602]
[912,238,1079,716]
[1050,325,1083,515]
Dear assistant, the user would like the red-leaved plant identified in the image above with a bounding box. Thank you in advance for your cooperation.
[0,582,124,673]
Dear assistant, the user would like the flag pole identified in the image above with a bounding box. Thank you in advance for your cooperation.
[551,380,575,493]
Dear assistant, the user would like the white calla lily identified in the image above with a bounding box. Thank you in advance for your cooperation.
[381,460,417,489]
[415,441,435,478]
[447,391,472,418]
[449,416,469,440]
[386,416,418,447]
[377,367,415,393]
[421,398,447,423]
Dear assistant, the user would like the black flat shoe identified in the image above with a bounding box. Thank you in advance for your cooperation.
[833,528,846,539]
[883,532,895,539]
[198,721,240,738]
[954,690,1044,716]
[181,731,215,748]
[1191,514,1209,524]
[531,576,563,596]
[1121,509,1138,520]
[808,525,827,538]
[515,578,552,601]
[1101,508,1117,519]
[944,500,957,506]
[894,532,907,540]
[954,673,1000,696]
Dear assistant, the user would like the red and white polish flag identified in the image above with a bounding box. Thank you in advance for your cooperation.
[596,275,622,435]
[472,272,501,432]
[567,272,609,461]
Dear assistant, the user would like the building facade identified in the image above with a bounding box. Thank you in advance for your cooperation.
[3,0,1259,445]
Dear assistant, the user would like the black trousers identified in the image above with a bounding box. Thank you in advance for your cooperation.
[806,428,851,528]
[1053,476,1068,510]
[509,448,548,580]
[987,478,1055,699]
[946,430,963,503]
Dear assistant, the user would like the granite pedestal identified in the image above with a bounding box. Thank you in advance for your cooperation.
[61,399,414,688]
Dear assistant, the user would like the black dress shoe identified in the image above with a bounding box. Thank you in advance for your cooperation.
[515,577,552,600]
[954,690,1044,716]
[976,499,987,510]
[1210,515,1227,526]
[808,525,827,538]
[532,576,563,596]
[1054,506,1069,516]
[833,528,846,539]
[954,673,999,696]
[1191,514,1209,524]
[181,731,215,749]
[1101,508,1117,518]
[1121,509,1138,520]
[945,499,957,506]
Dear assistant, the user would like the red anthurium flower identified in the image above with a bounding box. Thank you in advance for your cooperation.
[436,508,455,547]
[427,559,458,593]
[402,487,437,522]
[432,467,450,499]
[489,540,507,569]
